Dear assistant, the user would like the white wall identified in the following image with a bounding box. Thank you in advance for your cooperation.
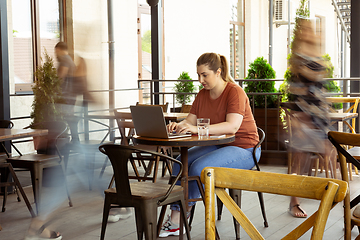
[72,0,139,109]
[245,0,270,72]
[112,0,139,108]
[244,0,349,82]
[164,0,230,81]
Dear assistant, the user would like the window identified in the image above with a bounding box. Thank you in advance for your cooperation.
[229,0,245,79]
[11,0,60,91]
[11,0,34,84]
[137,1,151,103]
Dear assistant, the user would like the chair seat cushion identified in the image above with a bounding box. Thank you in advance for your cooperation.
[105,182,183,200]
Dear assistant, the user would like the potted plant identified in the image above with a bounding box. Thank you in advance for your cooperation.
[30,51,65,150]
[244,56,277,108]
[172,71,196,112]
[244,57,286,163]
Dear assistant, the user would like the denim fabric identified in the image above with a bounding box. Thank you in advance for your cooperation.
[170,145,261,211]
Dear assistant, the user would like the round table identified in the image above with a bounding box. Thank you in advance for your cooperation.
[133,134,235,205]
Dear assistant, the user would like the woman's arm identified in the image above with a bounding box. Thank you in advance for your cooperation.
[208,113,243,135]
[167,112,243,135]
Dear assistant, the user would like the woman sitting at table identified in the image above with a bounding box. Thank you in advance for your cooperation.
[160,52,260,237]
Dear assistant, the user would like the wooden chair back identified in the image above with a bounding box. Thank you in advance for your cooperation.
[136,102,169,113]
[113,110,135,146]
[328,131,360,239]
[326,97,360,133]
[113,110,162,182]
[180,104,192,113]
[201,167,348,240]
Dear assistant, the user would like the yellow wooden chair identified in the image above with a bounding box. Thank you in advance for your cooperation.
[201,167,348,240]
[327,97,360,181]
[326,97,359,133]
[328,131,360,240]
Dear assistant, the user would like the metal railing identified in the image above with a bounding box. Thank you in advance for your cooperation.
[8,87,143,146]
[138,78,360,160]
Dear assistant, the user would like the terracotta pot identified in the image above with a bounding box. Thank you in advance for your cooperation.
[33,135,48,151]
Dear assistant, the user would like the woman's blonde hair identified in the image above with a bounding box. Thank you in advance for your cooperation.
[196,53,235,83]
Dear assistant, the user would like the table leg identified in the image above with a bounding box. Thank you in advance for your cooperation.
[180,147,189,207]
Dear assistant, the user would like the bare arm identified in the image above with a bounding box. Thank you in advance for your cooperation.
[167,112,243,135]
[208,113,243,135]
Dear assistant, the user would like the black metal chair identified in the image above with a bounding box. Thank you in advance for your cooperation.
[0,162,36,216]
[7,121,72,214]
[98,144,191,240]
[216,127,268,239]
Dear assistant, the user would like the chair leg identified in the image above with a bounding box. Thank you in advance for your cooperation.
[30,164,42,215]
[257,192,269,227]
[100,197,111,240]
[179,197,192,240]
[229,189,241,240]
[216,196,223,220]
[1,166,10,212]
[141,204,157,240]
[157,205,167,236]
[7,165,36,217]
[135,207,144,240]
[344,192,352,240]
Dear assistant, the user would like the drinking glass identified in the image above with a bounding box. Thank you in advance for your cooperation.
[197,118,210,139]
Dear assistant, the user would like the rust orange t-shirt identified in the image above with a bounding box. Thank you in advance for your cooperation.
[190,82,259,149]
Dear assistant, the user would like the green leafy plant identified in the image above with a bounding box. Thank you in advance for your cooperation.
[30,51,65,128]
[280,54,342,109]
[173,71,196,105]
[244,57,277,108]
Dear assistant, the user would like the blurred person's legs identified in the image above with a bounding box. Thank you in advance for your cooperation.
[159,145,259,237]
[288,140,335,218]
[288,151,311,218]
[25,166,67,240]
[107,208,132,223]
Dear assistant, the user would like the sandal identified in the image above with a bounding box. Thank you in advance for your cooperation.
[289,204,307,218]
[25,224,62,240]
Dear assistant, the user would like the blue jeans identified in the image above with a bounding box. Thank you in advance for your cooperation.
[170,145,261,211]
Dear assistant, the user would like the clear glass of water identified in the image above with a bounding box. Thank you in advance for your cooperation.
[197,118,210,139]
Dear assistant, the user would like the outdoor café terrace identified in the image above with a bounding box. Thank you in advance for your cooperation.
[1,77,360,239]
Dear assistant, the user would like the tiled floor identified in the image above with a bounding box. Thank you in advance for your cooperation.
[1,154,360,240]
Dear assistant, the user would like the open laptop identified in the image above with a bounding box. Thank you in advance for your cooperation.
[130,105,192,139]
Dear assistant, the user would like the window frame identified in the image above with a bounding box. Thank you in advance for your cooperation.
[14,0,66,93]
